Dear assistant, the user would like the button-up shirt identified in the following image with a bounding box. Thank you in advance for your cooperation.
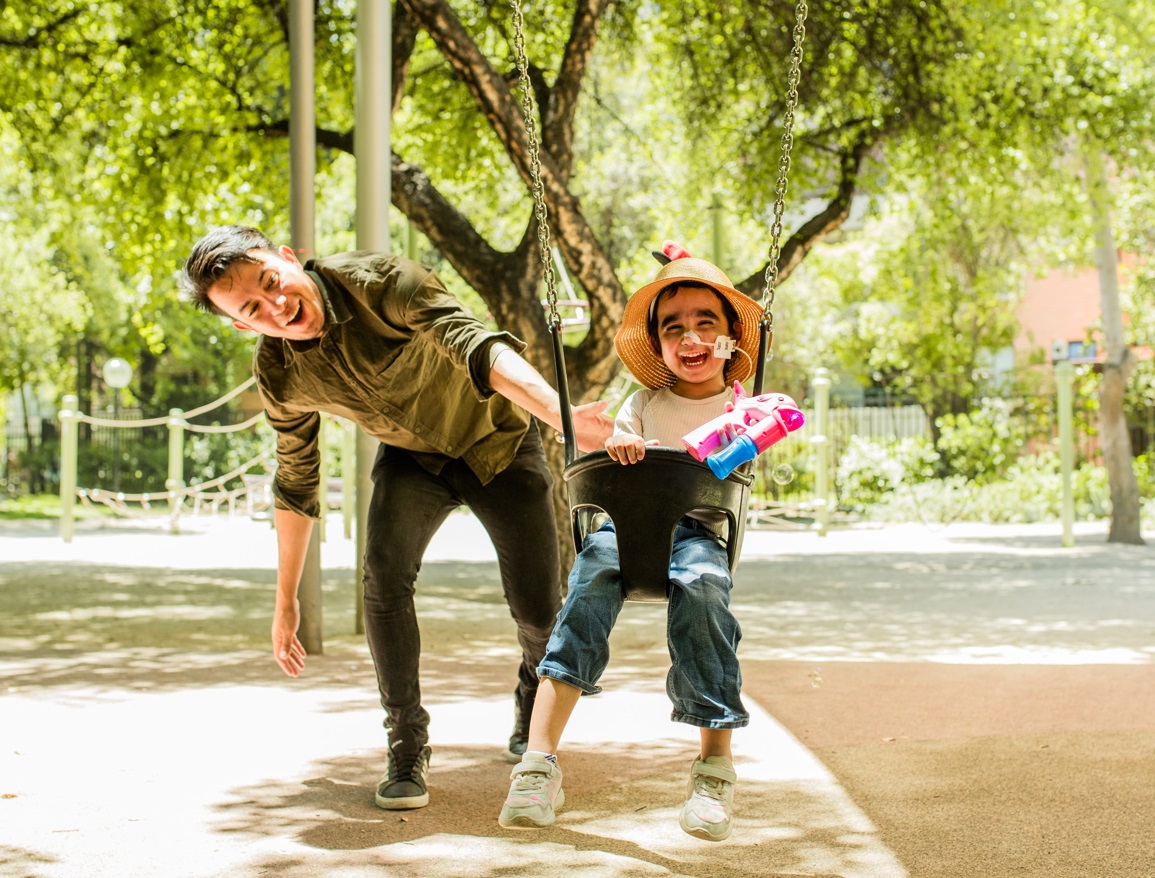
[255,251,531,519]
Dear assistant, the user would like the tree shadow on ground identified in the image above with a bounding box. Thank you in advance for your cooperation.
[210,739,860,878]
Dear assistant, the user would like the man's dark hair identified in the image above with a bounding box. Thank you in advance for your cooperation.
[180,225,277,315]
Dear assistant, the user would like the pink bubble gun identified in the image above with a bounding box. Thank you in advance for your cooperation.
[682,382,806,480]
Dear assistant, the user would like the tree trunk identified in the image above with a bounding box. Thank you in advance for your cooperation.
[541,429,576,586]
[1084,143,1144,544]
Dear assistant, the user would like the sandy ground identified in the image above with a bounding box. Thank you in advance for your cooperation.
[2,513,1154,877]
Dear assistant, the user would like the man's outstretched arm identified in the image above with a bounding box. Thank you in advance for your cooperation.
[488,347,613,453]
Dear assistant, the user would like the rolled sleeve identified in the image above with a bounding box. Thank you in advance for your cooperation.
[469,336,529,399]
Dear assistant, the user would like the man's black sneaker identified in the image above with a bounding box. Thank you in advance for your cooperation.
[504,686,536,764]
[375,744,431,810]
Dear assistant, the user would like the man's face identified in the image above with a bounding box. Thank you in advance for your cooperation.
[653,284,734,396]
[206,246,326,341]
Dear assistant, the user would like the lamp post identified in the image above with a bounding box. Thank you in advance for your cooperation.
[101,357,133,492]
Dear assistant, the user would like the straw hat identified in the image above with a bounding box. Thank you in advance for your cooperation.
[614,248,765,389]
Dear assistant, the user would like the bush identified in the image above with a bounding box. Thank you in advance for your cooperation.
[835,435,938,511]
[867,453,1111,524]
[935,397,1027,484]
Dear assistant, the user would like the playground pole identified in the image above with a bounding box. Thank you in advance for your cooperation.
[1056,359,1075,548]
[289,0,324,654]
[710,194,725,267]
[166,408,185,533]
[59,395,79,543]
[354,0,391,637]
[811,368,831,536]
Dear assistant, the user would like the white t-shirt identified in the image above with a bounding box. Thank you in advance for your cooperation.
[613,386,736,538]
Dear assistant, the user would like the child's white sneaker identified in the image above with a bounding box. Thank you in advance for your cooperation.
[498,752,565,829]
[679,755,736,841]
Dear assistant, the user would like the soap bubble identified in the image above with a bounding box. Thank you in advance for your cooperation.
[772,463,795,485]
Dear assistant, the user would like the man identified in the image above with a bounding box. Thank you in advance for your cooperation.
[180,226,611,811]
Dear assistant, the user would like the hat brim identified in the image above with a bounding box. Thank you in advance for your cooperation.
[614,259,766,390]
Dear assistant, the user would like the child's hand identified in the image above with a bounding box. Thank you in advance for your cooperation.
[716,421,743,447]
[605,435,659,465]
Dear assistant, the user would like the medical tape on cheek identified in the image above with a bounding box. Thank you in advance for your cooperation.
[713,335,736,359]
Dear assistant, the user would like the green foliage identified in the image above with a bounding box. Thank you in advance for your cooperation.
[0,493,112,521]
[186,427,273,488]
[835,435,939,510]
[935,398,1028,484]
[809,185,1030,427]
[868,454,1111,525]
[4,0,1155,511]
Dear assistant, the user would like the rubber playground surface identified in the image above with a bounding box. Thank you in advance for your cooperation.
[2,512,1154,878]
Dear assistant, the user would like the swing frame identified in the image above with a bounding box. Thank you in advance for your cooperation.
[510,1,809,600]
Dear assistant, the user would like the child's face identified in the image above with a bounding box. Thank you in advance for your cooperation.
[652,285,734,397]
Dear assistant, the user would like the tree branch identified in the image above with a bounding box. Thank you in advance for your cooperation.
[544,0,611,176]
[392,1,420,115]
[738,132,875,296]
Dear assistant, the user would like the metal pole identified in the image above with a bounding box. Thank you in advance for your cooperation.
[111,392,121,493]
[290,0,324,655]
[166,408,185,533]
[59,395,79,543]
[405,217,418,261]
[354,0,391,635]
[710,193,725,267]
[811,368,831,536]
[1056,360,1075,548]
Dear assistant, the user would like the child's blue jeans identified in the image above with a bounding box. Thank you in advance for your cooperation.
[538,519,749,729]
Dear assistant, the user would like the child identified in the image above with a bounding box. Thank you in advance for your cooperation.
[497,243,764,841]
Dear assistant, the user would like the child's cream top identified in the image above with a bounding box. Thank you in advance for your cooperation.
[614,386,736,539]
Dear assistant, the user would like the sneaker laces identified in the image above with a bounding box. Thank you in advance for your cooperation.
[692,771,728,802]
[510,767,553,795]
[389,748,424,782]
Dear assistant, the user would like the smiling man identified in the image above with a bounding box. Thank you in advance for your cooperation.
[180,225,612,812]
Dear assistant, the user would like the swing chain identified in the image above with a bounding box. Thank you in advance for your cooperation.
[761,0,809,331]
[510,0,563,330]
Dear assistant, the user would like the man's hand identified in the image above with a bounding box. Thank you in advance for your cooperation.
[488,348,613,452]
[572,400,614,452]
[272,599,306,677]
[605,434,659,464]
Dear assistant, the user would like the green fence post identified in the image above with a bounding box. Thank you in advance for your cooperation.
[58,394,79,543]
[710,194,725,266]
[812,369,831,536]
[166,408,185,534]
[1056,359,1075,548]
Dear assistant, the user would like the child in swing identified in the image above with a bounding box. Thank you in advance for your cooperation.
[497,242,764,841]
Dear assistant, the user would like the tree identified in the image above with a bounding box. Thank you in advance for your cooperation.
[814,183,1025,449]
[4,0,1154,543]
[1086,145,1143,543]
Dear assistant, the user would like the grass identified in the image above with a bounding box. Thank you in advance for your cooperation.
[0,494,114,521]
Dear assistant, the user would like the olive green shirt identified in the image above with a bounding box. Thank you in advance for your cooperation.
[255,251,531,519]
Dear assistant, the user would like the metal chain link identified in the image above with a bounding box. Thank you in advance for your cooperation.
[761,1,809,331]
[511,0,806,334]
[510,0,563,329]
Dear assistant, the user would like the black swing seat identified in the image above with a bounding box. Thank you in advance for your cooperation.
[563,447,753,602]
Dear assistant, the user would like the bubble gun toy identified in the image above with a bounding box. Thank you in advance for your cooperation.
[682,382,806,480]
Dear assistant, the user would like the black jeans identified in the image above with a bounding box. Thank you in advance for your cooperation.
[362,421,561,750]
